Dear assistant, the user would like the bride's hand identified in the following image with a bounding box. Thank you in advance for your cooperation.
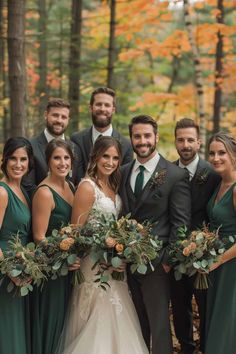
[69,257,81,271]
[112,261,127,272]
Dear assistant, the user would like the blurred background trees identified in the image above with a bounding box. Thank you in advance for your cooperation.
[0,0,235,157]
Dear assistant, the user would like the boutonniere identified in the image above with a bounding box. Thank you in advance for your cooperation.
[149,169,167,189]
[195,168,209,184]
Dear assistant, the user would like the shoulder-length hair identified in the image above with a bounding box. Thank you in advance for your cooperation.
[1,137,34,177]
[86,136,122,193]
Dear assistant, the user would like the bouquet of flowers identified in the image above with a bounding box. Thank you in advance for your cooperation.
[0,235,49,296]
[87,212,163,289]
[170,225,236,289]
[38,224,90,285]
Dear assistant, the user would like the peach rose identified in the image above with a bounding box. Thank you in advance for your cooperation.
[183,247,191,256]
[105,237,117,248]
[115,243,124,253]
[59,237,75,251]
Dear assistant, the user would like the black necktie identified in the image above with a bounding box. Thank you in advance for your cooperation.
[134,165,145,198]
[184,167,191,181]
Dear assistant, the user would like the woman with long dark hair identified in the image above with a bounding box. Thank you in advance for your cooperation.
[58,136,148,354]
[31,139,78,354]
[0,137,33,354]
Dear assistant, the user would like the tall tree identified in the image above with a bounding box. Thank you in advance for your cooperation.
[37,0,49,128]
[213,0,224,133]
[7,0,26,136]
[184,0,206,155]
[0,0,8,140]
[68,0,82,132]
[107,0,116,88]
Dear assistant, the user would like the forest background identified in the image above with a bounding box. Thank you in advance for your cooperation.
[0,0,236,160]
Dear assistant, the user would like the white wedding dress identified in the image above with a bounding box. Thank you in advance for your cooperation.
[57,179,148,354]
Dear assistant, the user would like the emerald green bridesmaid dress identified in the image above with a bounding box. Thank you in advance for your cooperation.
[0,181,31,354]
[205,182,236,354]
[31,185,72,354]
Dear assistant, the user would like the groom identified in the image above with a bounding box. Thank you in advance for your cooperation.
[119,115,191,354]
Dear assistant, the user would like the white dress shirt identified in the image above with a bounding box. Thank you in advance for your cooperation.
[44,128,65,143]
[130,152,160,192]
[92,125,113,144]
[179,154,199,181]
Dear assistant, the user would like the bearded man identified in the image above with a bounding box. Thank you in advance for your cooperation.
[23,98,79,195]
[71,87,133,183]
[119,115,191,354]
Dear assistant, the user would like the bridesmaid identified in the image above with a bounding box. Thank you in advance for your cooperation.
[205,132,236,354]
[31,139,78,354]
[0,137,34,354]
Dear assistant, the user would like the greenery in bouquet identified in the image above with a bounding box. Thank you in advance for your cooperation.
[88,212,163,289]
[38,224,90,285]
[0,235,49,296]
[169,225,236,289]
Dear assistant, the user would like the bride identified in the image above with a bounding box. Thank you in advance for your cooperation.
[57,136,148,354]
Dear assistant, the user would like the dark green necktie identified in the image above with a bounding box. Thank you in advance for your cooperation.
[184,167,191,181]
[134,165,145,198]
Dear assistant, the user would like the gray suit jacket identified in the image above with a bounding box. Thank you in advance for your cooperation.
[175,157,221,230]
[22,131,79,196]
[71,127,133,184]
[119,154,191,267]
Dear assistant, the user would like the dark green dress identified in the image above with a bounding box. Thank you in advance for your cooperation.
[0,181,31,354]
[31,185,72,354]
[205,182,236,354]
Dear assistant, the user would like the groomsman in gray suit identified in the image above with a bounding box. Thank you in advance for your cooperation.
[170,118,220,354]
[23,98,79,195]
[119,115,191,354]
[71,87,133,183]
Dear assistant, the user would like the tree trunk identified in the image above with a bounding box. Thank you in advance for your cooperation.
[68,0,82,132]
[183,0,206,156]
[107,0,116,89]
[0,0,9,140]
[37,0,48,130]
[213,0,224,133]
[7,0,26,136]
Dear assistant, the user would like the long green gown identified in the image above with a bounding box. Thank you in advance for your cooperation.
[0,181,31,354]
[31,185,72,354]
[205,182,236,354]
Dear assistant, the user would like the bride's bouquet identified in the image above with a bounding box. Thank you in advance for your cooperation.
[0,235,48,296]
[87,212,163,289]
[169,225,236,289]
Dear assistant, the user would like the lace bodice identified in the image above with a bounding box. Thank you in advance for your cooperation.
[79,178,122,219]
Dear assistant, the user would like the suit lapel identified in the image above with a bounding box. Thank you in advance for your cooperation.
[121,161,135,214]
[84,128,93,164]
[37,133,48,171]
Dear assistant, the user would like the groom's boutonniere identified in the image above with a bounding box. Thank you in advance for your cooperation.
[149,169,167,189]
[195,168,209,184]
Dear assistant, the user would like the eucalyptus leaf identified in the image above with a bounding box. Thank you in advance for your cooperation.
[137,264,147,274]
[26,242,35,251]
[10,269,22,277]
[52,229,58,237]
[101,274,109,283]
[20,286,29,296]
[201,259,208,268]
[130,264,138,273]
[67,254,77,265]
[52,261,62,271]
[111,257,122,268]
